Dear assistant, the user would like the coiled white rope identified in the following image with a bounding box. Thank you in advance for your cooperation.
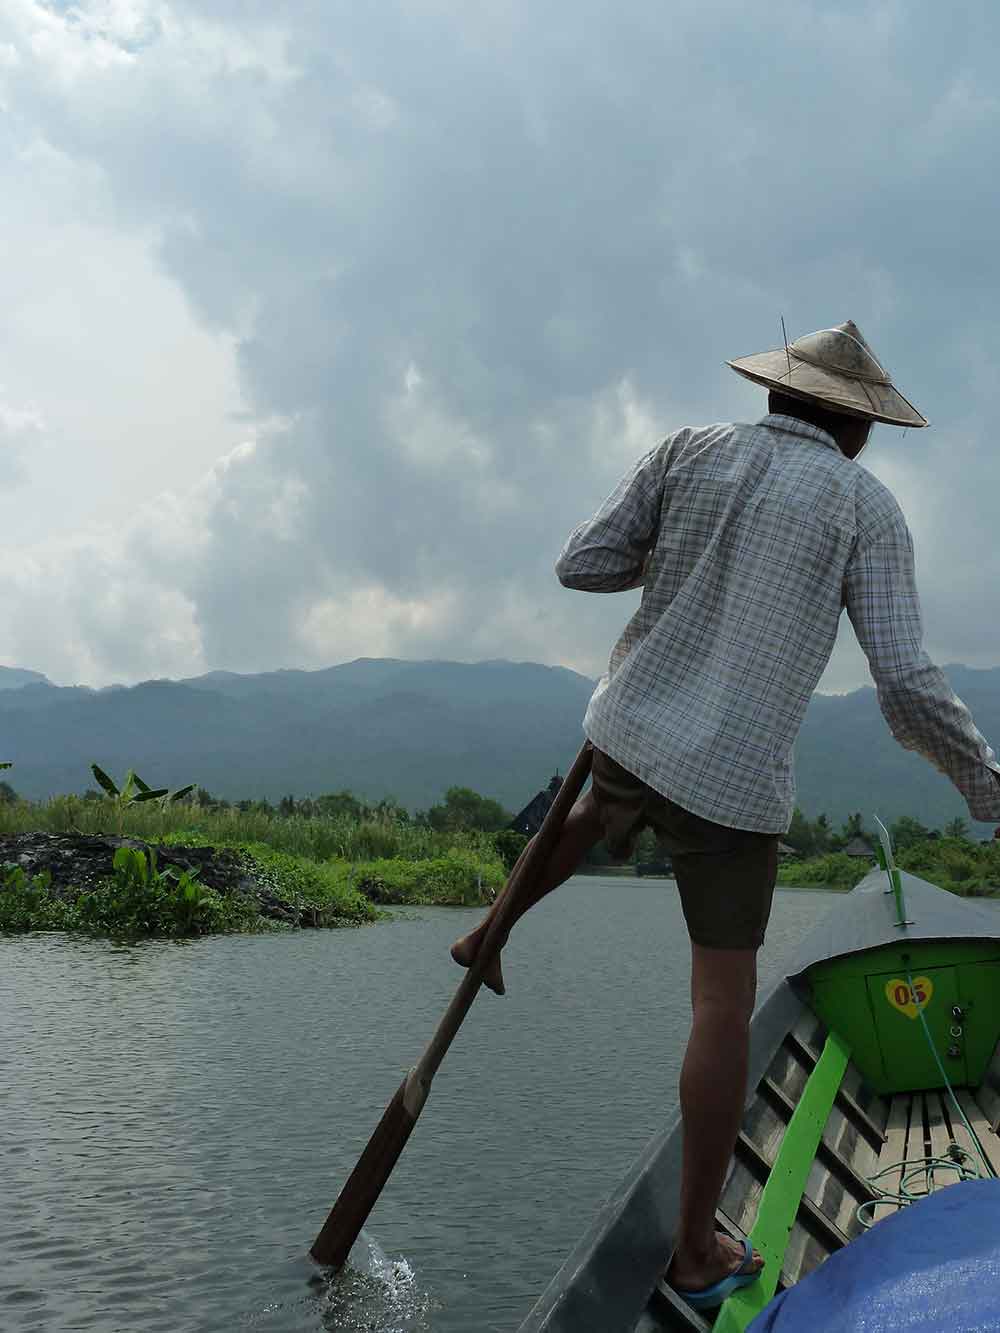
[855,966,993,1228]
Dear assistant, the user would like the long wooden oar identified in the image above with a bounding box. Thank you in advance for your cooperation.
[310,740,595,1269]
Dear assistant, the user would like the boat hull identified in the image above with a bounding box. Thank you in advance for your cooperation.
[514,869,1000,1332]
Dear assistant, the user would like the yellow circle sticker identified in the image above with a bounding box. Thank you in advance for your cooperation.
[885,976,933,1020]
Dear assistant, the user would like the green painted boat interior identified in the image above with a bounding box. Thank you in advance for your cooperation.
[703,874,1000,1332]
[805,939,1000,1095]
[712,1033,851,1333]
[518,864,1000,1333]
[662,870,1000,1331]
[702,1008,1000,1333]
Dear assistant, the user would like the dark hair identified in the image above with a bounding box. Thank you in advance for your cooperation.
[767,389,872,458]
[767,390,852,435]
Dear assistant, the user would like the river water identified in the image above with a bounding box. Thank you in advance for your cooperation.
[1,877,840,1332]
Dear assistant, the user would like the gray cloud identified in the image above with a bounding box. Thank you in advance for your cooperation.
[1,1,999,694]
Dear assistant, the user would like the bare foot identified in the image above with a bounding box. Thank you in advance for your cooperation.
[450,929,506,995]
[667,1232,763,1294]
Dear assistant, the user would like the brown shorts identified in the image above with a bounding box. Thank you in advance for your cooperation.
[589,748,779,951]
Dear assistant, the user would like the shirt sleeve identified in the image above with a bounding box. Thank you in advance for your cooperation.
[844,516,1000,823]
[555,444,665,593]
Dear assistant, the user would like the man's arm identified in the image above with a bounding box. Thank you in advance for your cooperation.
[555,444,664,592]
[844,516,1000,822]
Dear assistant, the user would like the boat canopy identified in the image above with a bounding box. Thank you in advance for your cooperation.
[748,1177,1000,1331]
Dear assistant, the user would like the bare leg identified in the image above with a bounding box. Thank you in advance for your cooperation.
[450,789,606,994]
[667,943,764,1291]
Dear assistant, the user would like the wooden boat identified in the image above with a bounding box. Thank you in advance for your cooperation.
[514,848,1000,1332]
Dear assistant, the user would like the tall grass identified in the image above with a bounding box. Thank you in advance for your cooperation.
[0,795,502,865]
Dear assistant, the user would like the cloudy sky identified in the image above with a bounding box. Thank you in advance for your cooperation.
[1,0,998,694]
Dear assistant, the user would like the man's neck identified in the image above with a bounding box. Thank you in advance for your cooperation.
[767,394,842,436]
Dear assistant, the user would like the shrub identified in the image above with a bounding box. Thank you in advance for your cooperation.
[71,846,260,937]
[235,843,377,925]
[0,865,76,931]
[354,848,505,906]
[492,829,528,873]
[776,852,870,891]
[0,851,260,937]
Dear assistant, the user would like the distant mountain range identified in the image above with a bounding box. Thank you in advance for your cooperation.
[2,658,999,835]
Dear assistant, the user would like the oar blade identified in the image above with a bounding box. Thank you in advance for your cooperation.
[310,1077,420,1269]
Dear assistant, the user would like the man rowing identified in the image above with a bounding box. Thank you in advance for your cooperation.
[452,320,1000,1308]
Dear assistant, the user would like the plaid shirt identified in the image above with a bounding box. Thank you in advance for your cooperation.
[557,413,1000,833]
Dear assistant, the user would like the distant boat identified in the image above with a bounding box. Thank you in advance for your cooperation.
[515,856,1000,1331]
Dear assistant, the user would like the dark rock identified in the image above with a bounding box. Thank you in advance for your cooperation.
[0,832,291,923]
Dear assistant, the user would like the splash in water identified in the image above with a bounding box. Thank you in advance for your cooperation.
[241,1231,437,1332]
[319,1231,437,1331]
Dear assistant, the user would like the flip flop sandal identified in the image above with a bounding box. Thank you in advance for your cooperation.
[658,1235,763,1310]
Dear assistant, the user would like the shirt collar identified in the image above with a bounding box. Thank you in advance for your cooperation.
[759,413,842,455]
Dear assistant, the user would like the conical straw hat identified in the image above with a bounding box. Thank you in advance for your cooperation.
[727,320,927,427]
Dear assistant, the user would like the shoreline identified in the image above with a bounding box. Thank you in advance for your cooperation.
[577,868,850,892]
[1,831,506,939]
[16,826,991,941]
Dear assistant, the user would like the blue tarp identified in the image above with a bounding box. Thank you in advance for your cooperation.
[748,1178,1000,1332]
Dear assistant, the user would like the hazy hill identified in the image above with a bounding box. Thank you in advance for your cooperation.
[792,664,1000,836]
[1,657,999,834]
[0,667,52,691]
[0,659,594,814]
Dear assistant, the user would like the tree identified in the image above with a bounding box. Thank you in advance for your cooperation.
[371,797,409,824]
[944,817,969,841]
[235,798,272,814]
[0,780,18,805]
[889,815,932,853]
[813,813,832,855]
[830,811,864,852]
[785,807,815,857]
[427,786,511,833]
[315,790,365,821]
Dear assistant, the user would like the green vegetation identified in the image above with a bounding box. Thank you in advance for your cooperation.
[424,786,511,833]
[0,761,514,939]
[782,807,980,861]
[5,754,994,938]
[355,848,505,906]
[0,844,263,937]
[779,803,1000,897]
[777,853,868,892]
[893,837,1000,896]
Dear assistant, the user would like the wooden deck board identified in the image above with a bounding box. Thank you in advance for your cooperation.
[905,1095,931,1200]
[877,1095,910,1184]
[871,1093,911,1221]
[926,1091,955,1186]
[974,1078,1000,1133]
[945,1092,987,1179]
[955,1090,1000,1177]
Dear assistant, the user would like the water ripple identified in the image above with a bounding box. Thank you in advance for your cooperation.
[2,883,833,1330]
